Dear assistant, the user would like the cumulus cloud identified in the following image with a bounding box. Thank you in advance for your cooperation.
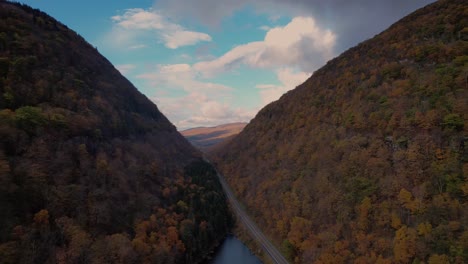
[135,16,330,128]
[194,16,336,76]
[153,94,255,130]
[137,64,253,129]
[155,0,435,52]
[109,8,211,49]
[108,0,435,129]
[137,63,310,128]
[257,68,310,104]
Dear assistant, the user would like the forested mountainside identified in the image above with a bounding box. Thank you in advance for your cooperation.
[0,2,232,263]
[213,0,468,263]
[181,123,247,152]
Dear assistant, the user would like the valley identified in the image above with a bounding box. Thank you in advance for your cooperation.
[1,0,467,264]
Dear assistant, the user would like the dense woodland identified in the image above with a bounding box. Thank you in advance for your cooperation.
[0,2,232,263]
[213,0,468,263]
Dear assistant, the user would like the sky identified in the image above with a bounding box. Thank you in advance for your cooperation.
[16,0,434,130]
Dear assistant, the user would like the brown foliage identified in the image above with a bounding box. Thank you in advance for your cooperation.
[212,0,468,262]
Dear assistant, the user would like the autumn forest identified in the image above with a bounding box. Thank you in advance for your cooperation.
[213,0,467,263]
[0,0,467,264]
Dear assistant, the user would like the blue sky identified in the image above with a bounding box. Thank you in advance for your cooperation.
[17,0,434,130]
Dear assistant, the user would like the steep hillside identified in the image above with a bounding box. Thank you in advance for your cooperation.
[0,2,231,263]
[181,122,247,151]
[213,0,467,263]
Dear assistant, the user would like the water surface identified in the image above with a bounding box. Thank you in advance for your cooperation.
[210,236,263,264]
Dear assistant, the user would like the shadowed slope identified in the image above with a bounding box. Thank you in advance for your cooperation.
[0,2,232,263]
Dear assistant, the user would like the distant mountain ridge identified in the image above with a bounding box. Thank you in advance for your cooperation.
[213,0,467,263]
[0,2,231,263]
[181,122,247,151]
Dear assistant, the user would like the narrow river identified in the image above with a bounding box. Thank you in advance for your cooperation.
[210,235,263,264]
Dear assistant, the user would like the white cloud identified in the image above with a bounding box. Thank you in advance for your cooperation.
[256,68,310,104]
[133,17,329,128]
[108,8,211,49]
[162,30,212,49]
[194,16,336,76]
[111,9,164,30]
[156,0,434,52]
[137,64,253,129]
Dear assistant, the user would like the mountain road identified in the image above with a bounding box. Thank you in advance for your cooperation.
[215,171,290,264]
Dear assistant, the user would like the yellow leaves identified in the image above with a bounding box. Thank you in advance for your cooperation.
[33,209,49,226]
[435,148,446,160]
[393,225,417,263]
[398,188,413,207]
[355,232,373,255]
[358,197,372,216]
[389,79,409,98]
[356,197,372,231]
[176,200,188,212]
[391,212,402,230]
[407,144,422,163]
[276,219,288,238]
[333,240,349,254]
[428,254,450,264]
[316,252,342,264]
[462,182,468,196]
[397,188,425,214]
[417,222,432,236]
[375,238,392,253]
[56,217,92,261]
[415,110,440,129]
[375,201,391,228]
[287,217,312,247]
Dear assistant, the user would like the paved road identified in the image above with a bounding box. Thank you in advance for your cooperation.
[215,171,290,264]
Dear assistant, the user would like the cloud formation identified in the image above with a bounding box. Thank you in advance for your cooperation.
[257,68,310,104]
[137,64,254,129]
[155,0,434,51]
[120,0,435,128]
[194,16,336,76]
[135,16,335,128]
[110,8,211,49]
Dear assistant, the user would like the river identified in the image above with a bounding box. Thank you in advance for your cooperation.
[210,235,263,264]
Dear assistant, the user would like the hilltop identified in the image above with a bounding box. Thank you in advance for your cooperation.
[213,0,467,263]
[181,122,247,152]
